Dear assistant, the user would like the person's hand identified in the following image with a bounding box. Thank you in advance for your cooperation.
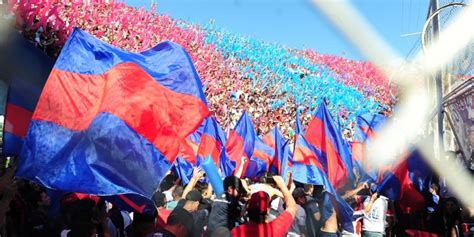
[272,175,286,189]
[362,182,369,189]
[370,192,379,202]
[192,167,205,180]
[286,171,292,186]
[289,181,296,194]
[357,182,369,189]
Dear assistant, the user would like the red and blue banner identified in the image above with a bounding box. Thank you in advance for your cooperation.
[245,137,274,178]
[305,103,354,190]
[225,111,256,177]
[376,149,433,213]
[292,134,354,233]
[263,127,291,179]
[352,113,387,182]
[15,28,210,199]
[172,120,206,184]
[353,113,386,143]
[172,157,195,185]
[196,117,234,176]
[0,30,54,155]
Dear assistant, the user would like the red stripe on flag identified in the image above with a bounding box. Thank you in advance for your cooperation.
[177,138,199,164]
[360,125,377,140]
[293,145,324,170]
[252,149,272,170]
[4,103,34,138]
[262,133,275,150]
[225,130,248,177]
[118,195,146,213]
[33,63,210,163]
[351,142,364,162]
[198,134,222,165]
[393,158,424,213]
[305,118,347,189]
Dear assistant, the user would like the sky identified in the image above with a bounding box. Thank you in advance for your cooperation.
[126,0,432,61]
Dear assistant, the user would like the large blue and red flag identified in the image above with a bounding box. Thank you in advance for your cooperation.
[178,121,205,163]
[245,137,274,178]
[353,113,386,143]
[304,103,354,190]
[263,127,291,179]
[292,134,354,233]
[0,29,54,155]
[15,29,210,199]
[351,113,387,182]
[376,149,433,213]
[172,120,207,184]
[225,111,256,177]
[196,117,234,176]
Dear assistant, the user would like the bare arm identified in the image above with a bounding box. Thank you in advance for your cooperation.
[364,193,379,214]
[273,176,297,218]
[341,182,368,200]
[234,156,247,178]
[182,167,205,199]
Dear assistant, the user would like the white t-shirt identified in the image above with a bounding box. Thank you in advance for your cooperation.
[163,190,173,202]
[362,196,388,233]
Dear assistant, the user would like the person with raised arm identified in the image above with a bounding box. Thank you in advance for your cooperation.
[231,175,297,237]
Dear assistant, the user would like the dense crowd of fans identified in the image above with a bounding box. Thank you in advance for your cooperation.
[0,2,472,236]
[1,162,472,237]
[4,0,396,138]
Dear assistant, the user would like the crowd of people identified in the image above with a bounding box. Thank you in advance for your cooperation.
[1,2,472,237]
[0,162,472,237]
[5,0,396,139]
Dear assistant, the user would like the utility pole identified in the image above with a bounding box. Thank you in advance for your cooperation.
[429,0,444,157]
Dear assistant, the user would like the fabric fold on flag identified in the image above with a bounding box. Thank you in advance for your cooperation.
[225,111,256,177]
[263,127,291,179]
[16,28,210,200]
[305,103,354,190]
[172,157,195,185]
[245,137,274,178]
[351,113,387,182]
[292,134,354,233]
[376,149,433,213]
[196,117,233,176]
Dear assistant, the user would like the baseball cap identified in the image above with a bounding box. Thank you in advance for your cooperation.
[247,191,270,213]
